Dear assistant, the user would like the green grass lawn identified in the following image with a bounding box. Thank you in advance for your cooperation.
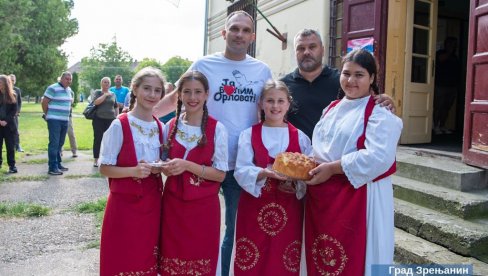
[18,102,94,155]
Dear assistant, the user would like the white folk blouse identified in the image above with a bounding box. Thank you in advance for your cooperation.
[234,126,312,199]
[98,114,163,165]
[312,96,403,275]
[162,116,229,172]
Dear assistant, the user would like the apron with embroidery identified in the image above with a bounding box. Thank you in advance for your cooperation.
[100,113,163,276]
[234,122,304,275]
[305,96,396,276]
[160,116,221,275]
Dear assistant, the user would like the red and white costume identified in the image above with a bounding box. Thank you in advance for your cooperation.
[159,116,228,275]
[99,113,164,276]
[233,122,311,275]
[306,96,402,276]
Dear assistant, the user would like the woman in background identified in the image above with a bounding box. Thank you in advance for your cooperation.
[92,77,118,167]
[0,75,18,173]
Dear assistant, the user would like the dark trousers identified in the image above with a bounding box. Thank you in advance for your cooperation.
[14,115,20,148]
[47,119,68,171]
[92,117,114,159]
[0,126,16,167]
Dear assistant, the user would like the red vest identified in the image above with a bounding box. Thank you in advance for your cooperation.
[164,116,220,200]
[107,113,164,196]
[100,113,163,276]
[323,96,396,179]
[234,122,304,275]
[305,96,395,276]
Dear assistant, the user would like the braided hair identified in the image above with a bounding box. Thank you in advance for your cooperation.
[337,49,380,99]
[128,67,166,111]
[165,71,210,150]
[259,79,295,123]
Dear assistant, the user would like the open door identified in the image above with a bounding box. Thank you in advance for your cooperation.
[462,1,488,169]
[401,0,437,144]
[342,0,388,91]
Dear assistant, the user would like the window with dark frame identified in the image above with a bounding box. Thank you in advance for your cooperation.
[329,0,343,69]
[227,0,258,57]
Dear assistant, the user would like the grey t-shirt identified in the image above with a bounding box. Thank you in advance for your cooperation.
[94,90,117,119]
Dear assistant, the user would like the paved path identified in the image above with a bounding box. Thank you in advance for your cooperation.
[0,150,226,275]
[0,150,105,275]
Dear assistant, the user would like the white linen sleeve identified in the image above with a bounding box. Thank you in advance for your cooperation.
[234,128,266,198]
[98,119,124,165]
[212,122,229,172]
[298,130,313,156]
[341,108,403,188]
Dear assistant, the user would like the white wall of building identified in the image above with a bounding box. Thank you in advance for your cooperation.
[206,0,330,77]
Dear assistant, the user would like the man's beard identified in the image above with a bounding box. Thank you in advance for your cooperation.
[299,57,322,72]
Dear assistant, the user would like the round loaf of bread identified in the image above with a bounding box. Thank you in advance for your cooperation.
[272,152,316,180]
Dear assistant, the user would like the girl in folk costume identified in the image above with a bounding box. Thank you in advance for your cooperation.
[159,71,228,275]
[98,67,166,276]
[233,80,312,275]
[305,49,403,276]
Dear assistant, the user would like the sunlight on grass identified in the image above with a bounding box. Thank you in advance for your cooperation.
[75,198,106,232]
[18,102,94,154]
[85,240,100,249]
[22,158,49,165]
[0,202,51,217]
[76,198,107,214]
[0,174,49,183]
[65,172,103,179]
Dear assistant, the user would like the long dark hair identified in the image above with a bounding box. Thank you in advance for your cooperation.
[165,71,210,149]
[337,49,380,99]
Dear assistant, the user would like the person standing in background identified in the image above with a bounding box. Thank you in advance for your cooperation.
[121,90,131,113]
[9,74,23,153]
[281,29,395,139]
[433,37,461,135]
[67,89,78,157]
[110,75,130,113]
[42,72,73,175]
[92,77,118,167]
[0,75,18,173]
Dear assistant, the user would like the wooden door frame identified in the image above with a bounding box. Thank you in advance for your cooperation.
[342,0,388,92]
[462,1,488,169]
[400,0,438,144]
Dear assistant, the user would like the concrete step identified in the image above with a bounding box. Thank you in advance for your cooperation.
[395,228,488,276]
[396,147,487,191]
[393,175,488,219]
[394,199,488,261]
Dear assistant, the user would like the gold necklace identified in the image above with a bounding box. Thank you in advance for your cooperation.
[130,120,159,138]
[176,128,201,143]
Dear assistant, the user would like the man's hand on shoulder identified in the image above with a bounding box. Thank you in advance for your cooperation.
[374,94,396,113]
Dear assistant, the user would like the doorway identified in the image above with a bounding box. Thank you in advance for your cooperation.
[404,0,469,153]
[430,0,469,152]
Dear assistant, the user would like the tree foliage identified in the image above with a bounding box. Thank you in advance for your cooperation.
[71,72,79,105]
[161,56,192,83]
[79,40,134,94]
[0,0,78,96]
[134,58,164,73]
